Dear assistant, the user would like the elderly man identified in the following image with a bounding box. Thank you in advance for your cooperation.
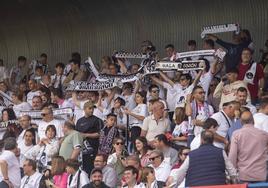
[148,150,171,183]
[175,130,237,187]
[59,121,83,160]
[141,101,170,146]
[21,159,46,188]
[229,110,268,183]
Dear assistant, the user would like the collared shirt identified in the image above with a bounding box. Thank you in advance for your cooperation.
[229,124,268,181]
[20,171,43,188]
[0,150,21,188]
[211,110,233,148]
[149,161,171,182]
[173,150,237,185]
[141,115,170,141]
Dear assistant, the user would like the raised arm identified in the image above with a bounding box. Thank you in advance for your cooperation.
[159,71,175,87]
[192,69,203,87]
[150,75,164,87]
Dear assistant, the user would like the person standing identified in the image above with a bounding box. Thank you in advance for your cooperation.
[76,101,104,175]
[229,111,268,183]
[0,137,21,188]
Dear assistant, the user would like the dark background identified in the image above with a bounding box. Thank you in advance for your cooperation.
[0,0,267,67]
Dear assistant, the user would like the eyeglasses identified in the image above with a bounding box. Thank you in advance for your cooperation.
[149,155,160,161]
[116,142,124,145]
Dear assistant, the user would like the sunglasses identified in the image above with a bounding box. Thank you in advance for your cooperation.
[116,142,124,145]
[41,113,49,116]
[182,153,188,156]
[149,155,160,161]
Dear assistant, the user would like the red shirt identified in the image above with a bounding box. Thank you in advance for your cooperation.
[237,63,264,99]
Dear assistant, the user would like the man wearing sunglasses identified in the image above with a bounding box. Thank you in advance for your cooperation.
[38,107,64,139]
[148,150,171,184]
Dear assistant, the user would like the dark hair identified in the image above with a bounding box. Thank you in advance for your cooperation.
[35,66,43,71]
[95,154,108,162]
[4,137,17,150]
[193,85,204,93]
[70,59,80,67]
[180,73,192,81]
[241,29,252,42]
[203,118,219,130]
[135,137,150,155]
[165,44,175,49]
[55,62,65,69]
[136,91,147,103]
[25,159,37,170]
[12,91,24,102]
[155,134,169,146]
[204,39,215,48]
[107,113,117,119]
[237,87,248,93]
[2,108,17,120]
[188,40,196,46]
[149,84,159,92]
[0,59,3,66]
[71,52,81,64]
[24,128,36,145]
[91,168,103,176]
[18,56,27,62]
[51,88,63,99]
[40,53,48,58]
[124,166,139,178]
[226,67,239,74]
[201,130,214,144]
[66,159,80,171]
[198,58,210,72]
[114,97,126,106]
[45,125,57,138]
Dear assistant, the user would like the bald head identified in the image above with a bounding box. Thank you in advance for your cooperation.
[240,111,254,125]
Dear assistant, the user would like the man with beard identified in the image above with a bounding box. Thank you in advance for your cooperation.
[82,168,109,188]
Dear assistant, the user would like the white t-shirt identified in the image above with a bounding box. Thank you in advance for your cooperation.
[162,82,181,112]
[0,150,21,188]
[18,142,34,167]
[123,94,136,110]
[174,84,194,108]
[129,103,148,128]
[20,171,43,188]
[149,161,171,182]
[172,121,188,146]
[254,113,268,133]
[67,170,89,188]
[13,102,32,117]
[27,90,41,106]
[211,111,233,149]
[199,71,213,100]
[190,133,222,151]
[38,119,64,139]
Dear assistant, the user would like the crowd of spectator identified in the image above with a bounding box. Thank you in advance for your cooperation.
[0,29,268,188]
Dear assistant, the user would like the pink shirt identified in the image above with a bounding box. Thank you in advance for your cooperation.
[53,172,68,188]
[229,124,268,181]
